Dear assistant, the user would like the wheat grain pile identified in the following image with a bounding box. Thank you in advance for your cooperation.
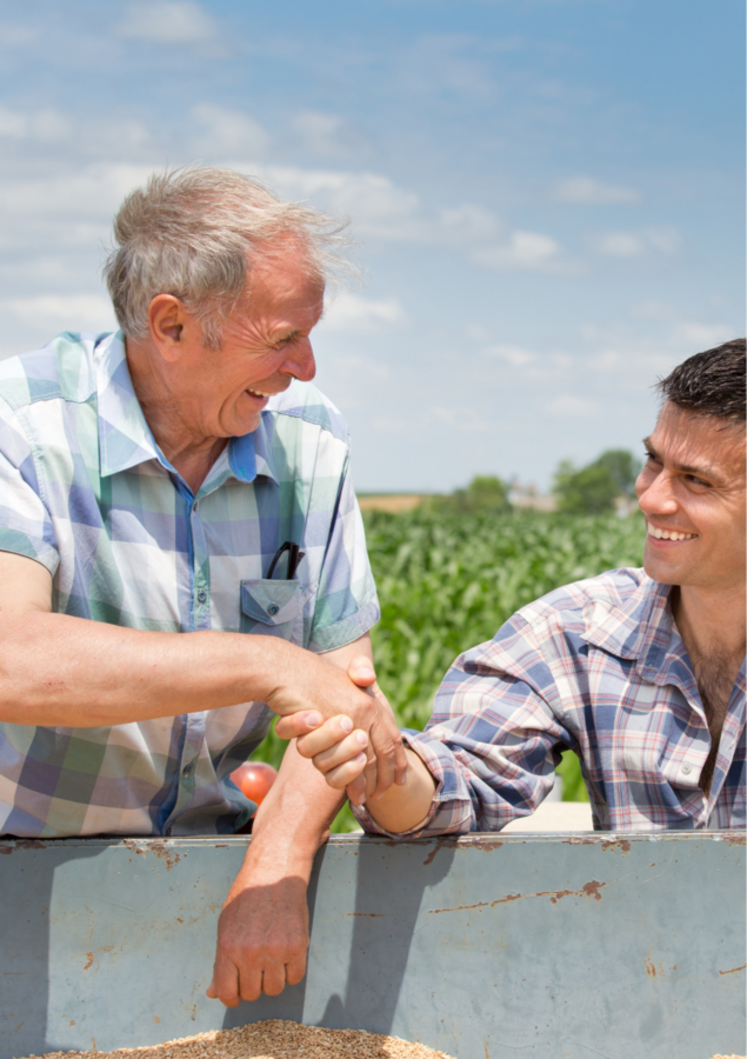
[16,1019,456,1059]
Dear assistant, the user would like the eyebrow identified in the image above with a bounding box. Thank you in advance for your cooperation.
[642,437,724,484]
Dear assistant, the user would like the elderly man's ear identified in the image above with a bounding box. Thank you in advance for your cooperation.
[147,294,189,360]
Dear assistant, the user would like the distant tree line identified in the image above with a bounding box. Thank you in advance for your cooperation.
[552,449,642,515]
[431,449,641,516]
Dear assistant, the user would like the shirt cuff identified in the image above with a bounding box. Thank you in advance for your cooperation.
[308,596,380,653]
[350,728,477,839]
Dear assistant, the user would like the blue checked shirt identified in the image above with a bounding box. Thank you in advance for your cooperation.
[0,331,379,837]
[355,569,745,835]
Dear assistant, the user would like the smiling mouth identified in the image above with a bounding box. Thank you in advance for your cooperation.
[246,388,273,398]
[646,522,697,542]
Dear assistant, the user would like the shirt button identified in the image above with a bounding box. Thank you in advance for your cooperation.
[681,762,693,775]
[197,590,207,604]
[183,762,194,776]
[267,603,280,616]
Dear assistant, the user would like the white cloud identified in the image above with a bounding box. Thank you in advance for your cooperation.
[322,292,406,333]
[327,353,391,381]
[0,105,71,142]
[472,230,561,271]
[431,405,492,431]
[0,164,155,219]
[629,300,677,321]
[290,111,368,158]
[116,1,216,44]
[485,343,538,367]
[438,204,502,242]
[644,227,680,254]
[673,321,735,349]
[3,295,116,332]
[592,227,681,259]
[555,176,640,205]
[545,394,599,417]
[592,232,645,258]
[192,105,270,158]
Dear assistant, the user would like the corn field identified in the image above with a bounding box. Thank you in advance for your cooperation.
[254,508,647,831]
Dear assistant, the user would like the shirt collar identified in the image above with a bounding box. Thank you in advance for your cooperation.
[95,331,274,487]
[582,573,698,691]
[582,573,672,661]
[95,332,161,478]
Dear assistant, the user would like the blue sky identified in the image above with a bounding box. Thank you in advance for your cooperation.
[0,0,743,491]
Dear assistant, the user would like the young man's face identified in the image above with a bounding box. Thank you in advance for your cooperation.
[635,401,746,594]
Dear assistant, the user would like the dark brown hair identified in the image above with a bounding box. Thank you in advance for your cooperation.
[656,339,745,423]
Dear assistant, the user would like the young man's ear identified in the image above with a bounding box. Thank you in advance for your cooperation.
[148,295,188,362]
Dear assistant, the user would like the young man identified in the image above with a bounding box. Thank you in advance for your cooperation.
[288,340,745,833]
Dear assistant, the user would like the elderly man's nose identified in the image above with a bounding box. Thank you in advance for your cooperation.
[284,338,316,382]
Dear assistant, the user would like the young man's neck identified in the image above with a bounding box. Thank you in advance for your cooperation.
[672,582,746,664]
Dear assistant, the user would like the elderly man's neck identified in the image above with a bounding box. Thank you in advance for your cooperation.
[126,335,228,494]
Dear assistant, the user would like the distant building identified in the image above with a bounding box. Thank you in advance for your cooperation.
[508,482,557,512]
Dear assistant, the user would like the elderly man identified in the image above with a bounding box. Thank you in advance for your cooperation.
[295,340,746,834]
[0,167,405,1006]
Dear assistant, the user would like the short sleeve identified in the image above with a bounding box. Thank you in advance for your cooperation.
[0,399,60,574]
[308,451,380,653]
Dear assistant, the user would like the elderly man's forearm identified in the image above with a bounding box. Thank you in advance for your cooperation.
[0,610,334,727]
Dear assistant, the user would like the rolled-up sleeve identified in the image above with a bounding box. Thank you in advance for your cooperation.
[352,613,576,837]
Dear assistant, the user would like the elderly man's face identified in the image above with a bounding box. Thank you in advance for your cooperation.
[171,249,324,440]
[635,401,746,594]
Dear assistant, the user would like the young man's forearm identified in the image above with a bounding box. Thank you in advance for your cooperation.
[361,748,437,833]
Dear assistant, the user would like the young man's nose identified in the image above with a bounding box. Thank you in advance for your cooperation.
[637,469,678,516]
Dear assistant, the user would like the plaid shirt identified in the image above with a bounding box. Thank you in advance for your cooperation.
[0,331,378,838]
[356,569,745,836]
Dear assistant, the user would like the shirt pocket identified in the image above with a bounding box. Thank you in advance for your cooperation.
[240,578,304,641]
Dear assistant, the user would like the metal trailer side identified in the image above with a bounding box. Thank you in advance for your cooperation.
[1,831,744,1059]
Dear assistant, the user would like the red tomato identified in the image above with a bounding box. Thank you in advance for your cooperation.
[230,761,278,808]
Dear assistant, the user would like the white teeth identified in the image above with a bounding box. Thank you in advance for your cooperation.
[248,389,271,397]
[647,523,695,541]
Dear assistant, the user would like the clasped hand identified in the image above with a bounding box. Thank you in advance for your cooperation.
[274,656,402,805]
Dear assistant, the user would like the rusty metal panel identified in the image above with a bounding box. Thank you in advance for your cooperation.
[0,832,744,1059]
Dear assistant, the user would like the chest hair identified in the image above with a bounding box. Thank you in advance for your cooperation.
[689,649,741,796]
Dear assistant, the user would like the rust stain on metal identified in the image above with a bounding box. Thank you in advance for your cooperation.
[346,912,385,918]
[429,880,605,914]
[423,837,454,866]
[83,952,95,972]
[0,839,45,853]
[423,836,504,865]
[719,963,747,976]
[645,954,657,977]
[725,832,746,846]
[123,838,181,869]
[601,839,631,855]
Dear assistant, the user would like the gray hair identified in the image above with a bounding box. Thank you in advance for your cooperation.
[103,166,356,349]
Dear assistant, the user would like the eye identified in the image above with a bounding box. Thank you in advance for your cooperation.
[684,474,711,489]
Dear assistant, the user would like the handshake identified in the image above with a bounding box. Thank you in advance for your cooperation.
[270,652,407,808]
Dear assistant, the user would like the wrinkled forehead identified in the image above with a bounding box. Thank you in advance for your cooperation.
[651,401,746,479]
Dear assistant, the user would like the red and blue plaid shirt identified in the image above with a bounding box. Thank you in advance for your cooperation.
[357,568,745,835]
